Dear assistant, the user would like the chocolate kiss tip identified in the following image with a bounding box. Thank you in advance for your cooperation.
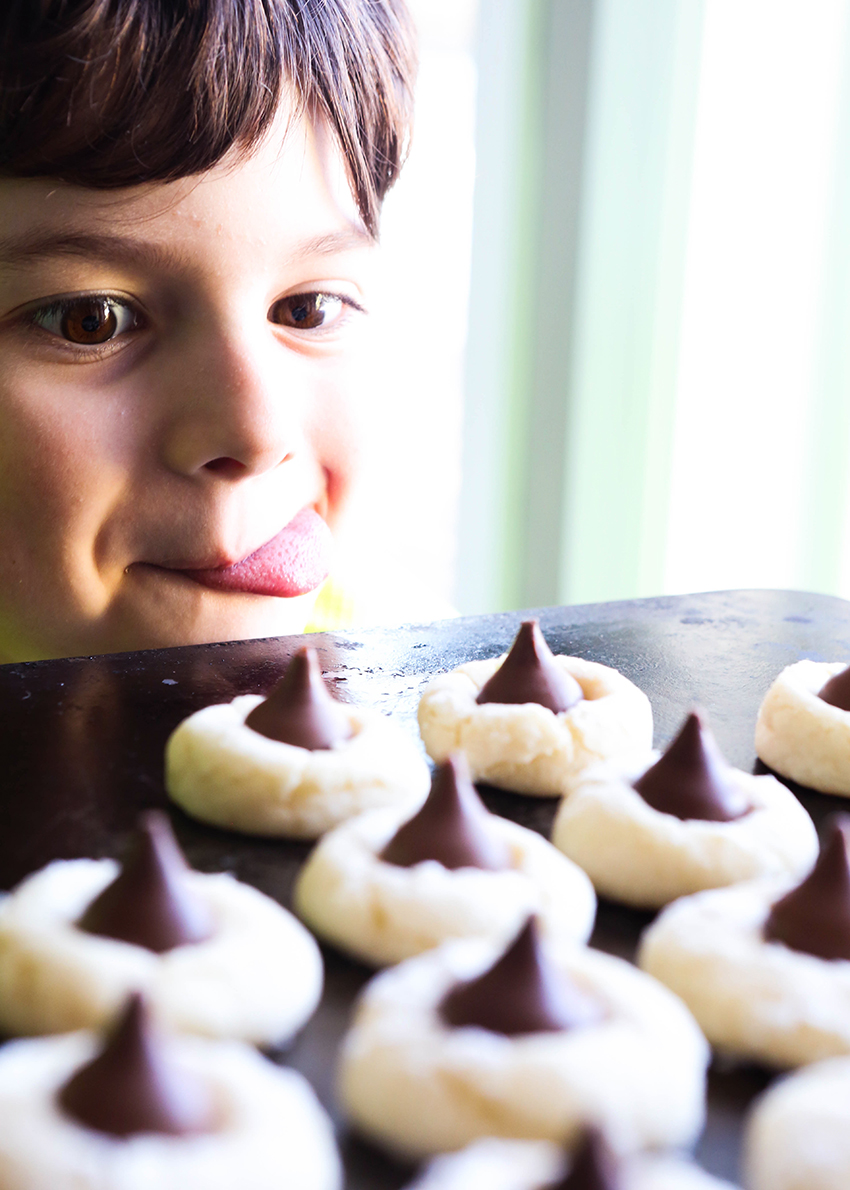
[439,917,604,1037]
[632,710,748,823]
[820,664,850,712]
[476,620,583,714]
[244,646,351,750]
[380,754,511,871]
[547,1130,623,1190]
[57,994,216,1138]
[765,814,850,961]
[77,810,214,954]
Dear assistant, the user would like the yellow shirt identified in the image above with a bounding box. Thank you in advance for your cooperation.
[303,576,358,634]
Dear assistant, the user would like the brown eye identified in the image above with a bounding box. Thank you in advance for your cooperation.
[269,293,345,331]
[33,296,138,345]
[61,298,117,343]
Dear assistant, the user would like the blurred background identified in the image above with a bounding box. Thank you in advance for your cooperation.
[351,0,850,619]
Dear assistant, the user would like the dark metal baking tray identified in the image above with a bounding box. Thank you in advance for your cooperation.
[2,588,849,1187]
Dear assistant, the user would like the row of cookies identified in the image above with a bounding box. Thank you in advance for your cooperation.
[161,622,850,846]
[163,621,658,837]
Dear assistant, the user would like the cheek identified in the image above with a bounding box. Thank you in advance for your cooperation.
[306,369,368,528]
[0,375,136,541]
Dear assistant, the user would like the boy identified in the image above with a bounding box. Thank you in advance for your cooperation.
[0,0,416,663]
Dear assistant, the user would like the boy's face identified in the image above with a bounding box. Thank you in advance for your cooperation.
[0,108,375,661]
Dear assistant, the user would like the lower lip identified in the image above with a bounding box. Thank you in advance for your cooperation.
[176,508,333,598]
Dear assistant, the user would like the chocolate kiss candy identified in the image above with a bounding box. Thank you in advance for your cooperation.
[820,664,850,711]
[439,917,604,1036]
[547,1130,624,1190]
[764,815,850,960]
[57,994,216,1137]
[380,754,511,871]
[244,646,352,749]
[632,711,749,822]
[476,620,583,713]
[78,810,214,953]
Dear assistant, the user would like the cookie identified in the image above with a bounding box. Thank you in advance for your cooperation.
[552,713,818,908]
[166,647,430,837]
[295,756,596,966]
[755,660,850,794]
[744,1055,850,1190]
[407,1135,738,1190]
[418,622,653,796]
[0,995,341,1190]
[638,817,850,1067]
[338,917,708,1159]
[0,813,322,1043]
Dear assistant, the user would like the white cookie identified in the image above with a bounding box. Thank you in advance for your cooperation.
[0,858,322,1043]
[551,757,818,909]
[638,877,850,1067]
[294,807,596,966]
[755,660,850,795]
[165,694,431,838]
[418,655,653,796]
[744,1056,850,1190]
[0,1030,340,1190]
[408,1138,738,1190]
[338,936,708,1159]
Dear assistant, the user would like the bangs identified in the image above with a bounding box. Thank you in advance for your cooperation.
[0,0,416,235]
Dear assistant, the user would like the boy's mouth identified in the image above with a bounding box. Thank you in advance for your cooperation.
[174,507,333,598]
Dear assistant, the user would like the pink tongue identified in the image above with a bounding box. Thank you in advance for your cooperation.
[187,508,332,597]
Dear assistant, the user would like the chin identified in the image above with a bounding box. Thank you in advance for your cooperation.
[72,587,322,658]
[88,569,324,655]
[196,588,322,645]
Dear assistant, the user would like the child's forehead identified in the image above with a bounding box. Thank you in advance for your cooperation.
[0,110,370,272]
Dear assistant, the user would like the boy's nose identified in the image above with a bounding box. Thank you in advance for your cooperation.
[159,328,299,479]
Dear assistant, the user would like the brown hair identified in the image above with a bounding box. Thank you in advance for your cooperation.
[0,0,416,235]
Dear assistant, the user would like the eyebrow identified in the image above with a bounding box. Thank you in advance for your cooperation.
[0,226,374,270]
